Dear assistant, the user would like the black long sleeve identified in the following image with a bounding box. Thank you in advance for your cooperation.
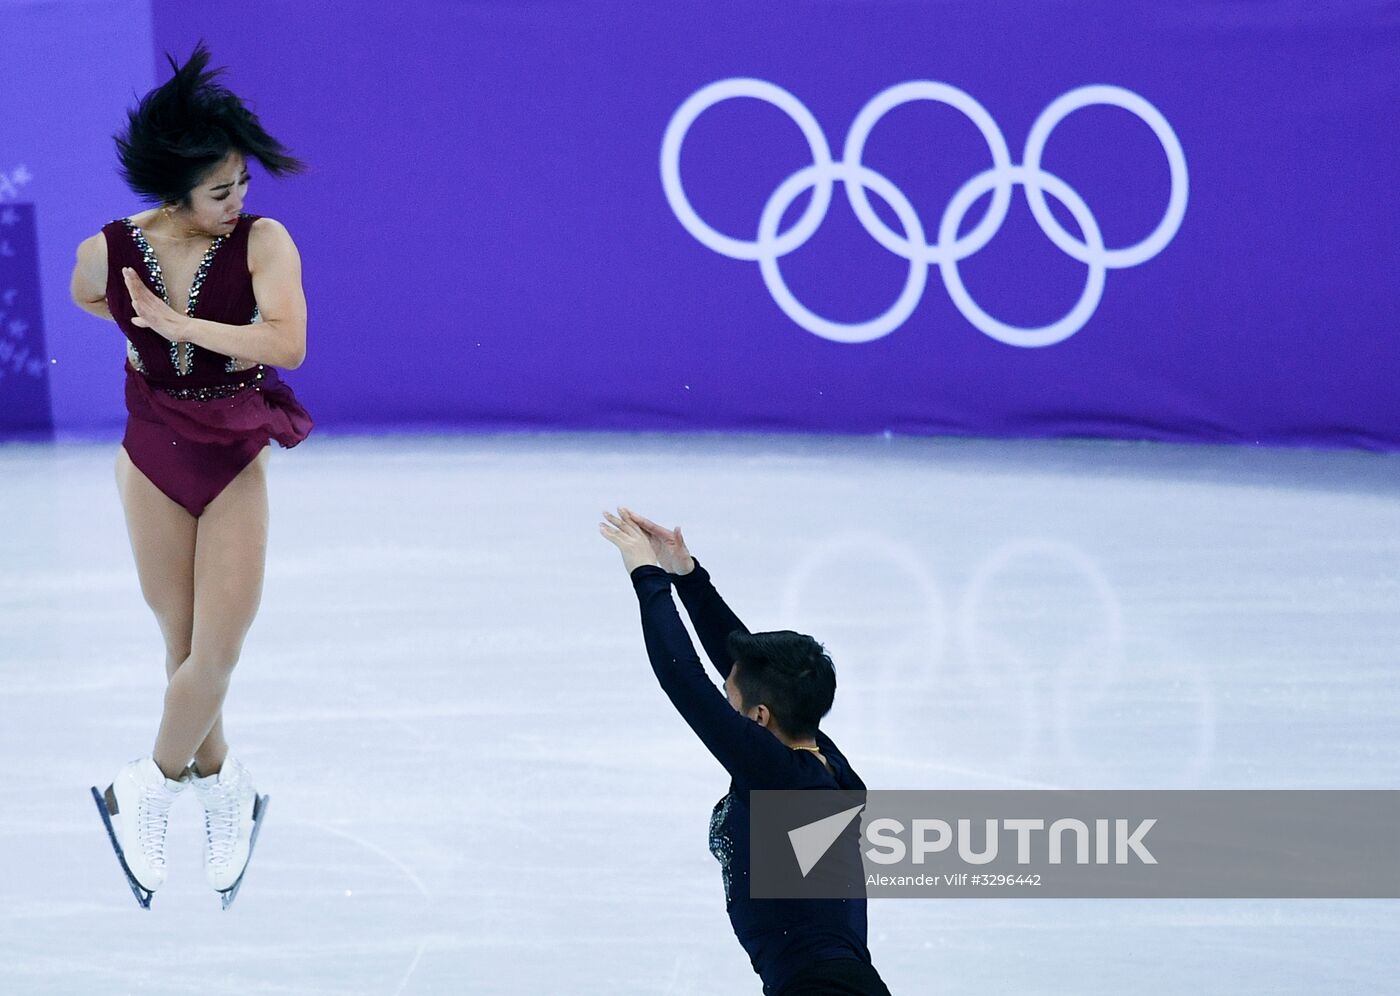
[670,558,749,680]
[630,564,795,787]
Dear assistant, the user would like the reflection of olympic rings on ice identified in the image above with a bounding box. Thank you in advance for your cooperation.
[776,530,1215,783]
[954,538,1129,767]
[777,531,946,679]
[778,531,957,764]
[958,537,1125,696]
[1051,637,1217,786]
[959,537,1215,783]
[661,78,1188,345]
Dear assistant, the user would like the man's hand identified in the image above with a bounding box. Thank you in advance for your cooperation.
[624,508,696,576]
[122,266,189,342]
[600,508,660,573]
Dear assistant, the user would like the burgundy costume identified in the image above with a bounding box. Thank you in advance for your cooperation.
[102,212,312,516]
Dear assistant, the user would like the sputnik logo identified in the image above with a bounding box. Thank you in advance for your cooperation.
[788,803,866,877]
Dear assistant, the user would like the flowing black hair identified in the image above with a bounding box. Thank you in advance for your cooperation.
[727,630,837,739]
[114,40,306,206]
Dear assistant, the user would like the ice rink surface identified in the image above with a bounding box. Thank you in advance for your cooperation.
[1,432,1397,995]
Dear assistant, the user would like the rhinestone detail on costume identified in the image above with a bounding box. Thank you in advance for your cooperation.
[120,218,229,377]
[709,792,736,905]
[157,365,265,401]
[125,340,148,374]
[175,236,227,375]
[226,304,261,373]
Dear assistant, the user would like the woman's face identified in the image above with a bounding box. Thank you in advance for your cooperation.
[173,150,249,235]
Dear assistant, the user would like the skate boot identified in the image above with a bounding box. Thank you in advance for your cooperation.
[91,757,187,908]
[189,756,269,908]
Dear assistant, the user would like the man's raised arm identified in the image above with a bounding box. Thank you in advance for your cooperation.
[601,511,781,783]
[626,511,749,680]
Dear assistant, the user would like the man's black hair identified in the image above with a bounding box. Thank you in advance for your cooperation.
[726,630,836,739]
[115,40,306,206]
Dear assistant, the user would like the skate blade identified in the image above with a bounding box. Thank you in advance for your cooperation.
[219,793,269,911]
[90,785,154,910]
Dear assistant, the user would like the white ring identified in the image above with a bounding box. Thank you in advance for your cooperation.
[841,81,1015,264]
[1021,85,1188,269]
[938,166,1106,348]
[660,78,834,262]
[758,162,928,344]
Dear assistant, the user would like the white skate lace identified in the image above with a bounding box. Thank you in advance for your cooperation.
[137,785,176,868]
[203,783,241,868]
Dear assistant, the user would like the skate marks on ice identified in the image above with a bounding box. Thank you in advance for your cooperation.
[660,951,705,996]
[5,434,1400,993]
[283,816,432,996]
[30,797,435,994]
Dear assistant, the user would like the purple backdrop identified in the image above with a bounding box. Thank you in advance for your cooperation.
[0,0,153,440]
[8,1,1400,446]
[0,204,52,437]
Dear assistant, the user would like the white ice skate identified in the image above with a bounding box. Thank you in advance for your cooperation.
[189,756,269,909]
[90,757,187,909]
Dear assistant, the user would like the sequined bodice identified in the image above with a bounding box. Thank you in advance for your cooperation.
[103,213,263,391]
[710,789,738,905]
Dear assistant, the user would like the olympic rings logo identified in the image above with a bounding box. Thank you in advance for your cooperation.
[660,79,1188,347]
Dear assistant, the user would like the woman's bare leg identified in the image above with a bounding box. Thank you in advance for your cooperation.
[152,447,269,776]
[115,446,227,778]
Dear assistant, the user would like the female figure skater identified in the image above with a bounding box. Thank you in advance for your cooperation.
[67,43,312,908]
[600,509,892,995]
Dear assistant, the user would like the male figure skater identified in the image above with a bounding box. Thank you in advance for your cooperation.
[600,509,892,995]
